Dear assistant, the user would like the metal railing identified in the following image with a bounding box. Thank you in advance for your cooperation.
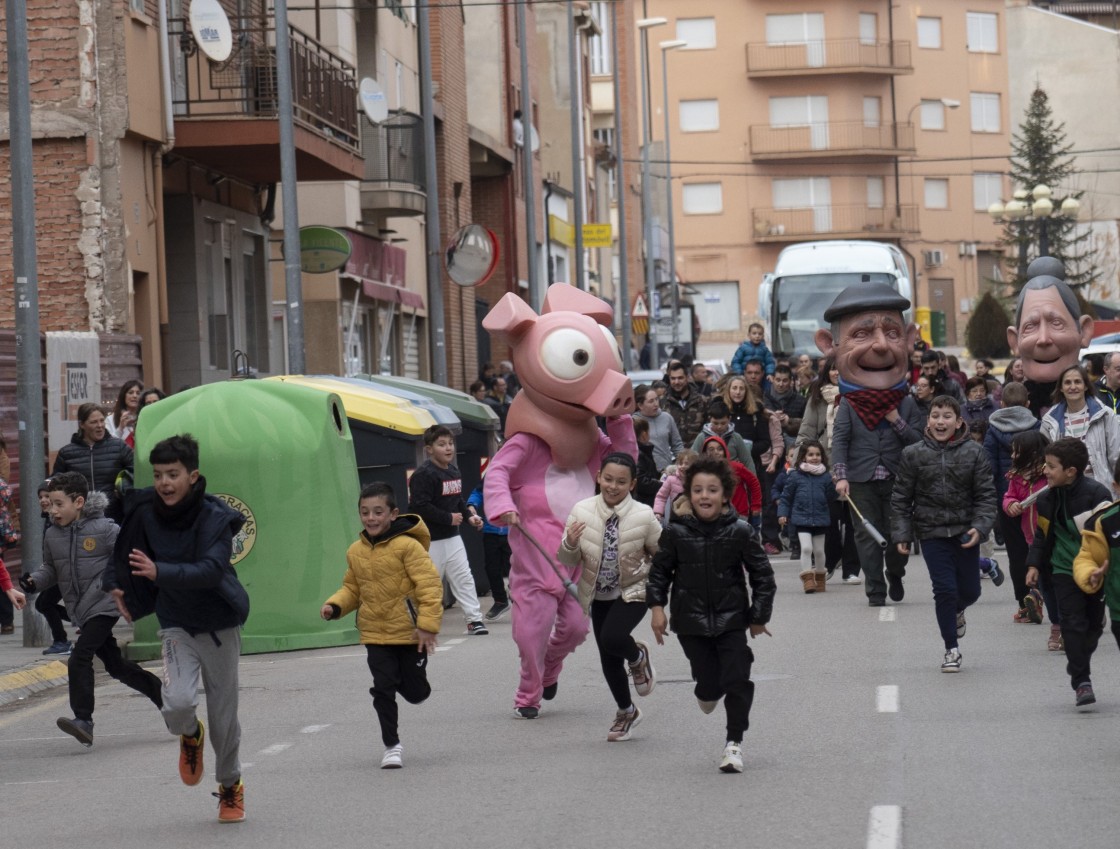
[752,204,919,241]
[361,112,425,188]
[746,38,912,74]
[168,17,359,154]
[750,121,914,157]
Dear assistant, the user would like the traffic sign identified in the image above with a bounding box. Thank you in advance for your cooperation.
[632,294,649,318]
[582,223,613,247]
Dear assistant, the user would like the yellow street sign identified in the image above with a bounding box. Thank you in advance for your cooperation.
[582,223,613,247]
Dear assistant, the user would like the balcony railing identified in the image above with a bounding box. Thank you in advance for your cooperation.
[750,121,914,160]
[169,16,359,155]
[752,205,919,243]
[746,38,913,76]
[362,112,425,188]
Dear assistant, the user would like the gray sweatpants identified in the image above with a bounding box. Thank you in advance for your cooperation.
[160,626,243,786]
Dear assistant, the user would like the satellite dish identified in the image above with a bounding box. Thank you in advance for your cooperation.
[189,0,233,63]
[446,224,500,287]
[359,78,389,124]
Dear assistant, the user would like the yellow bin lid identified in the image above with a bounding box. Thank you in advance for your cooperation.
[266,375,437,435]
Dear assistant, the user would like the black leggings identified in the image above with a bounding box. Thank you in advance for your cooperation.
[590,599,647,710]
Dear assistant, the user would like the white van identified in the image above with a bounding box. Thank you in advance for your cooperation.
[758,240,913,358]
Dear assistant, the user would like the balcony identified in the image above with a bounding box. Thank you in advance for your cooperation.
[750,121,915,163]
[746,38,913,77]
[361,112,426,218]
[752,205,919,243]
[168,17,362,183]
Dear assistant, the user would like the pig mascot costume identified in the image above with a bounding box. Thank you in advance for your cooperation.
[483,284,637,717]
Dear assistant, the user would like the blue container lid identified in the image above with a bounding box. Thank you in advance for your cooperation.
[313,375,462,433]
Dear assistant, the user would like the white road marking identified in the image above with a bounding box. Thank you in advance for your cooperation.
[867,805,901,849]
[876,685,899,713]
[878,607,896,622]
[444,638,466,645]
[301,725,330,734]
[258,743,292,756]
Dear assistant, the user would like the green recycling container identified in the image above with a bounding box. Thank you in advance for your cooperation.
[126,380,362,658]
[930,310,948,347]
[358,375,501,592]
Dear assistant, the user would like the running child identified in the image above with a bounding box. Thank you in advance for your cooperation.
[22,472,163,746]
[1003,431,1051,629]
[408,425,488,635]
[890,396,998,672]
[321,481,443,768]
[34,478,73,655]
[647,456,776,774]
[1073,459,1120,693]
[1025,437,1113,708]
[654,449,697,526]
[558,453,663,742]
[105,434,250,823]
[777,439,837,594]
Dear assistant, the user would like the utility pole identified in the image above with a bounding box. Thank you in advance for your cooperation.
[610,1,632,369]
[517,0,542,310]
[418,0,447,384]
[568,2,585,290]
[274,0,305,374]
[7,0,49,645]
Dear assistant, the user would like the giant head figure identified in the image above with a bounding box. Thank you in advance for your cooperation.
[483,283,634,469]
[813,282,919,389]
[1007,257,1093,384]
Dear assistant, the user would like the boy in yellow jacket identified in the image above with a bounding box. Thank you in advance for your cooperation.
[321,481,443,769]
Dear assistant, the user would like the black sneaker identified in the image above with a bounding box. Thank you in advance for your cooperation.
[466,621,489,636]
[1076,683,1096,708]
[514,706,539,719]
[484,601,510,622]
[56,716,94,747]
[868,597,886,607]
[542,682,558,701]
[988,559,1005,587]
[886,572,905,602]
[42,640,72,656]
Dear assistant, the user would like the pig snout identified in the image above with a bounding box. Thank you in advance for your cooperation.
[582,369,634,416]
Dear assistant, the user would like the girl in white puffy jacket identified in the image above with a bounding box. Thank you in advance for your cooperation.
[558,452,663,743]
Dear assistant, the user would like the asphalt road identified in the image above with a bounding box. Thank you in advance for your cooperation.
[2,553,1117,849]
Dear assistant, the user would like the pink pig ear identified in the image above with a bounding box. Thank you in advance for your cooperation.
[481,292,539,341]
[542,282,612,326]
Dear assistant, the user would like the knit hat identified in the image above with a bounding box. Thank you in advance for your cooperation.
[702,434,729,457]
[36,479,51,494]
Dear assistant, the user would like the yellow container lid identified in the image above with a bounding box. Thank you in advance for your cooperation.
[266,375,437,435]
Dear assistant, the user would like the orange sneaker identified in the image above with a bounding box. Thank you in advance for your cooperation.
[178,721,205,786]
[214,779,245,823]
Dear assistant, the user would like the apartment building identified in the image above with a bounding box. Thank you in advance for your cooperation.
[641,0,1010,351]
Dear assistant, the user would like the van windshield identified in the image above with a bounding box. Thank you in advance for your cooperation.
[773,272,897,356]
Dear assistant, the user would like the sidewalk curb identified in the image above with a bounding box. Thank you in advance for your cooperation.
[0,660,69,707]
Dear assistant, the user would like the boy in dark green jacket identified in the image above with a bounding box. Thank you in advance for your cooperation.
[1026,437,1113,710]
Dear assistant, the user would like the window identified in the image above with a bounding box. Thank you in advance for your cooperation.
[973,173,1003,211]
[588,2,612,75]
[924,178,949,209]
[593,128,616,200]
[680,99,720,132]
[967,12,999,53]
[773,177,832,232]
[920,99,946,130]
[677,17,716,50]
[766,13,824,44]
[691,282,740,332]
[916,16,942,49]
[859,13,877,45]
[682,183,723,215]
[970,92,1001,133]
[863,96,881,128]
[867,177,884,209]
[770,95,829,149]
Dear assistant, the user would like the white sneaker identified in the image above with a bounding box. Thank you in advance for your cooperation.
[380,744,403,769]
[843,575,862,585]
[941,648,962,673]
[719,741,743,773]
[697,697,719,715]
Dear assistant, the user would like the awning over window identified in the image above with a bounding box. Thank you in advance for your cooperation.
[340,227,426,310]
[355,277,426,310]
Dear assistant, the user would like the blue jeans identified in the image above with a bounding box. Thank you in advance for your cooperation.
[922,537,982,650]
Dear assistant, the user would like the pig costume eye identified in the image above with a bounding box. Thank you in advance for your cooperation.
[540,328,596,379]
[599,325,624,370]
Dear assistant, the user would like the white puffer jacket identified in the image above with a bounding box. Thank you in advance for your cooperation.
[558,493,663,613]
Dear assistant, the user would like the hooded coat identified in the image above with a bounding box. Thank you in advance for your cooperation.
[1040,397,1120,486]
[702,435,762,516]
[983,405,1040,497]
[29,491,119,626]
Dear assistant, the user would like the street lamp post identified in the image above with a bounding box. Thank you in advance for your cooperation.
[988,184,1081,279]
[659,38,686,354]
[636,16,666,370]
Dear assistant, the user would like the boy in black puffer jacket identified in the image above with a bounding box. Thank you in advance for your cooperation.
[891,395,997,673]
[648,456,776,774]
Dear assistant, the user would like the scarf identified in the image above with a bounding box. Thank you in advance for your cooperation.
[799,462,827,475]
[839,378,907,429]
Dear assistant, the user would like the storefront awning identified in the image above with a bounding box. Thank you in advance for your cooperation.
[359,277,425,310]
[339,227,425,310]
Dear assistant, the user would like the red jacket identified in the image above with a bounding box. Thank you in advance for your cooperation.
[730,462,762,516]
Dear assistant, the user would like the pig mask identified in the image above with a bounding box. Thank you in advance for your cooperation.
[483,283,635,469]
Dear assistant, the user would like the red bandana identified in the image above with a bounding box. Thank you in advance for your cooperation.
[842,388,907,429]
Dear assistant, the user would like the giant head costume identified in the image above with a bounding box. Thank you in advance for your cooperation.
[1007,256,1093,385]
[813,282,919,390]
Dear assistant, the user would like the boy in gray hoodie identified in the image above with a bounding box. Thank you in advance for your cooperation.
[21,471,163,747]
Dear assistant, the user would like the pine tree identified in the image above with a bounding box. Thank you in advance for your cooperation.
[1002,87,1094,291]
[964,291,1011,359]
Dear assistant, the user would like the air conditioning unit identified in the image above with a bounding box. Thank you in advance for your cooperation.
[923,249,944,267]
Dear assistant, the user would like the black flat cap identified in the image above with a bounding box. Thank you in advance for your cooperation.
[823,282,911,323]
